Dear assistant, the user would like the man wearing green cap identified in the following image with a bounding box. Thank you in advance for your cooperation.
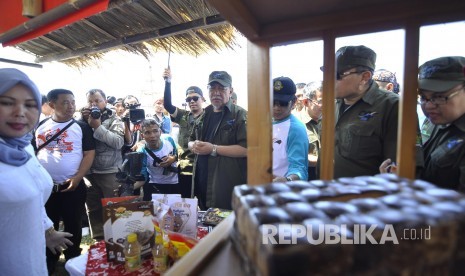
[331,45,399,178]
[188,71,247,210]
[406,57,464,190]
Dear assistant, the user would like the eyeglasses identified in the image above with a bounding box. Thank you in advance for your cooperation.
[185,96,200,102]
[273,100,291,107]
[208,85,229,92]
[419,86,463,105]
[310,99,323,106]
[336,70,364,80]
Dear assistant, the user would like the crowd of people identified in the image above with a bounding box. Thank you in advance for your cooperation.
[1,47,465,274]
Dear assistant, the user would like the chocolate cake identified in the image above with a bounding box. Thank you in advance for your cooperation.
[231,174,465,275]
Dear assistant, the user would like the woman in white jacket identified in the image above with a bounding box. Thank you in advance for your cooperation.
[0,68,73,275]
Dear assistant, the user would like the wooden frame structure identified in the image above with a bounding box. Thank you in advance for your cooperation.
[208,0,465,183]
[167,0,465,274]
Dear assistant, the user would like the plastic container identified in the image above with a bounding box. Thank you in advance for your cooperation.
[124,233,141,272]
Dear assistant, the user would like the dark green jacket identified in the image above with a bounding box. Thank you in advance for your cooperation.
[421,113,465,191]
[334,82,399,178]
[190,101,247,209]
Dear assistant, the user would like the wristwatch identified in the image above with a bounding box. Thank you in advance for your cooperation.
[211,144,218,156]
[286,176,293,181]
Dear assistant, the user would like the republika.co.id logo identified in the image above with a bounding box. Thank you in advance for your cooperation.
[261,223,431,245]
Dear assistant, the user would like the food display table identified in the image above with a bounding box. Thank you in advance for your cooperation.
[65,215,220,276]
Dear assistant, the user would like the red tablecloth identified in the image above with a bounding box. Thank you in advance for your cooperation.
[86,241,156,276]
[85,226,211,275]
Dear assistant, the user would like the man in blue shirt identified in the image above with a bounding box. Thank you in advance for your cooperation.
[272,76,309,182]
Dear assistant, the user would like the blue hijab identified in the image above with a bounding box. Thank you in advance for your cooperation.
[0,68,41,166]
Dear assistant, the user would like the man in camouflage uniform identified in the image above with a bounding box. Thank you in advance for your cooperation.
[303,81,323,180]
[163,68,205,198]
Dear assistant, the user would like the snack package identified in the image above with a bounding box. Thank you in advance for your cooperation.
[167,197,198,238]
[152,193,181,205]
[152,200,174,233]
[202,207,232,226]
[101,196,138,261]
[110,200,155,263]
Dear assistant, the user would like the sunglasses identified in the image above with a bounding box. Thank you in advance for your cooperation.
[273,100,291,107]
[336,70,364,80]
[185,96,200,102]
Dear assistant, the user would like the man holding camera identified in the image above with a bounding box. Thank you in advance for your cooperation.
[81,88,124,240]
[120,95,145,158]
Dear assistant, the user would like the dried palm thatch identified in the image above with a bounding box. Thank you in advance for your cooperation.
[12,0,239,68]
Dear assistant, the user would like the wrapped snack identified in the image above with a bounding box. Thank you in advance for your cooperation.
[202,207,232,226]
[101,196,139,262]
[167,197,198,238]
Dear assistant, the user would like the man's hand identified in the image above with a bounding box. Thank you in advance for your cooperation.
[191,140,214,155]
[162,68,172,82]
[61,178,80,192]
[379,158,397,174]
[80,108,90,121]
[159,155,176,167]
[46,228,73,255]
[132,140,146,152]
[87,116,102,129]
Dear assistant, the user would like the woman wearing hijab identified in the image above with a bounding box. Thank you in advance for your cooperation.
[0,68,73,275]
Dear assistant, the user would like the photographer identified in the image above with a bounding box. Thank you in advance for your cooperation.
[121,95,145,158]
[81,89,124,240]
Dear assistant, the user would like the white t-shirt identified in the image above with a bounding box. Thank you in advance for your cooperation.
[139,134,178,184]
[35,119,86,183]
[272,114,309,180]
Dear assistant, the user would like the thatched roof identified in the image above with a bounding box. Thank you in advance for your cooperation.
[10,0,239,67]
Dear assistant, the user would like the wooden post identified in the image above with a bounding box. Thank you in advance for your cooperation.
[22,0,43,18]
[397,22,420,179]
[246,40,272,185]
[320,32,336,180]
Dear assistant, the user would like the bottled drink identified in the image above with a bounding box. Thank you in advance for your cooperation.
[124,233,141,272]
[152,234,168,274]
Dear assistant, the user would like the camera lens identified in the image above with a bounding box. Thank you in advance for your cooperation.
[90,106,101,119]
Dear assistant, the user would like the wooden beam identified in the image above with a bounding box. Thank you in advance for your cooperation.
[246,40,272,185]
[396,21,420,179]
[150,0,202,41]
[39,35,70,50]
[319,32,335,180]
[206,0,260,40]
[0,57,43,68]
[250,0,465,46]
[36,15,227,62]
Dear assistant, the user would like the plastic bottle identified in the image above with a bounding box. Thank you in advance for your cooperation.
[153,234,168,274]
[124,233,141,272]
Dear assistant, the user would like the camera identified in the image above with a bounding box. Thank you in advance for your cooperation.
[126,103,145,124]
[90,106,101,119]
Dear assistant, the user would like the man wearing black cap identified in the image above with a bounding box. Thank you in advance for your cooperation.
[272,77,309,182]
[163,68,206,198]
[331,45,399,178]
[382,56,465,191]
[188,71,247,210]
